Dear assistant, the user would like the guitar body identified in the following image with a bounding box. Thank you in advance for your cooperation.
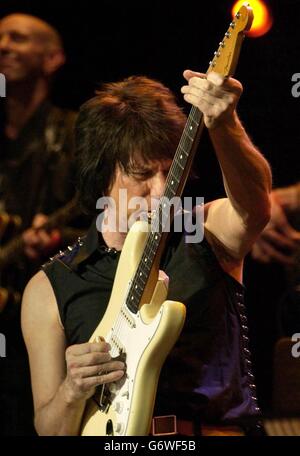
[80,221,186,436]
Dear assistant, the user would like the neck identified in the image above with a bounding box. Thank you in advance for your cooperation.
[5,78,49,139]
[99,208,128,251]
[102,230,126,251]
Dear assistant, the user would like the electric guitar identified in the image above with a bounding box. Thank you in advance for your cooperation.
[0,198,84,313]
[80,3,254,436]
[0,197,82,272]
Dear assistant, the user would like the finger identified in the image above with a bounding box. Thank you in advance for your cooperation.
[185,93,228,120]
[183,69,206,81]
[207,71,224,87]
[72,361,125,379]
[181,85,215,108]
[251,243,271,263]
[258,238,296,265]
[182,81,234,106]
[32,213,48,229]
[69,369,125,395]
[183,92,214,111]
[36,230,53,247]
[68,351,112,368]
[262,228,300,251]
[23,229,40,246]
[189,76,214,92]
[87,370,125,388]
[66,342,110,357]
[280,223,300,241]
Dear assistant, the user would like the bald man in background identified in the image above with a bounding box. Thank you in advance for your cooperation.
[0,14,86,435]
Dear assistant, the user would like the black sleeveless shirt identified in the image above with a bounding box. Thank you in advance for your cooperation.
[43,221,260,423]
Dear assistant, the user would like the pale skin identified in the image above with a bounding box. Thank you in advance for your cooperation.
[0,14,65,257]
[21,71,272,435]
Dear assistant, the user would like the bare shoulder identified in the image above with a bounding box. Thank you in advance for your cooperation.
[22,270,62,336]
[23,269,54,298]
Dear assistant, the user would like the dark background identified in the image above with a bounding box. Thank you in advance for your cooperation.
[1,0,299,423]
[2,0,299,194]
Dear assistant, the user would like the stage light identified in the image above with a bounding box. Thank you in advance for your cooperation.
[232,1,273,37]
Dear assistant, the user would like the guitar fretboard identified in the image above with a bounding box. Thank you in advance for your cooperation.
[127,107,203,313]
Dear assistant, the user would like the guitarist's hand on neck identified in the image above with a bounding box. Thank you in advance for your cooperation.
[181,70,242,129]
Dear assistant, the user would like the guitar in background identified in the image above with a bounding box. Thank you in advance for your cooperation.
[0,197,87,313]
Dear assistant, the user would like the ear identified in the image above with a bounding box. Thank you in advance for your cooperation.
[43,48,66,76]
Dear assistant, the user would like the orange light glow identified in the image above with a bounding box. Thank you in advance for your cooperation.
[232,1,273,37]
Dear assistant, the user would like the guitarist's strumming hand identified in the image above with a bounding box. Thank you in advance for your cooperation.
[181,70,242,129]
[62,339,125,404]
[22,213,61,260]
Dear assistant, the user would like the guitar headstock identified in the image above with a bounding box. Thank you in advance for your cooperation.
[208,3,254,77]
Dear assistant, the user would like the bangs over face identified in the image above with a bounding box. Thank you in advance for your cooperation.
[75,76,186,214]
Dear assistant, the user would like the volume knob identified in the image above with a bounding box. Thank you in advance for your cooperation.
[113,401,123,413]
[115,422,124,434]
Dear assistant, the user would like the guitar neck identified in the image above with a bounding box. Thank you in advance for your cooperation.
[126,4,253,314]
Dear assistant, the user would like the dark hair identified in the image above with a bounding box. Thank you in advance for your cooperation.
[75,75,186,214]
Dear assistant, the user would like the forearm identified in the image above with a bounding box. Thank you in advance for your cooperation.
[209,112,272,228]
[34,380,86,436]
